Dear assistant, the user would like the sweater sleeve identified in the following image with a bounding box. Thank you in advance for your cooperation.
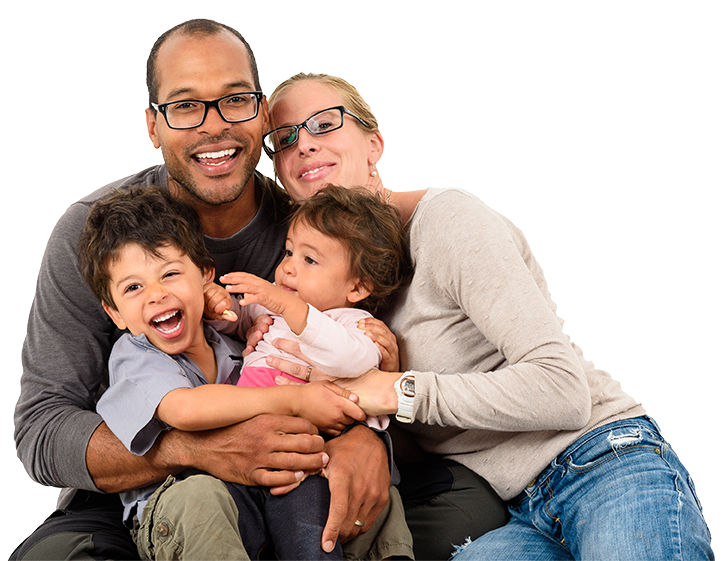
[15,203,115,490]
[408,190,591,432]
[297,306,382,378]
[14,167,169,491]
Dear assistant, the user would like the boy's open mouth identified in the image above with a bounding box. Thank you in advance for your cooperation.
[152,309,183,335]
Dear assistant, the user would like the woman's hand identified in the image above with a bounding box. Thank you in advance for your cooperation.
[266,339,335,382]
[358,318,399,371]
[270,338,400,418]
[329,369,400,417]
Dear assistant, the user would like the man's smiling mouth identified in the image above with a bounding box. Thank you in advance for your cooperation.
[194,148,238,166]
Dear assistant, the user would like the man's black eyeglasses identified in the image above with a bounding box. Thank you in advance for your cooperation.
[151,91,263,130]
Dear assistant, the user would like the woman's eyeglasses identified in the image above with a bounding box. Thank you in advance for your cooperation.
[263,106,369,155]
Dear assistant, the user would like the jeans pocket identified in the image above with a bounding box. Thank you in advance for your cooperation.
[564,424,661,474]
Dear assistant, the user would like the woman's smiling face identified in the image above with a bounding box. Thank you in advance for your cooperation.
[268,80,384,202]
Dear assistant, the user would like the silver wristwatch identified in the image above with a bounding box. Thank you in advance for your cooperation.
[394,373,415,423]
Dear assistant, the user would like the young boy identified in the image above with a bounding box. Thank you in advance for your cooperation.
[77,186,412,560]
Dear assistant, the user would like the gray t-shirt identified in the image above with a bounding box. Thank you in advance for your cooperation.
[15,165,292,498]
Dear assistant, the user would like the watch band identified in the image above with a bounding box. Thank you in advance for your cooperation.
[394,373,415,423]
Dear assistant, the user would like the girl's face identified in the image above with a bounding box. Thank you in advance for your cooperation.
[274,221,369,311]
[269,80,384,202]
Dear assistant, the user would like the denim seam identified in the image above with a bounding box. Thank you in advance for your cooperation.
[541,480,570,550]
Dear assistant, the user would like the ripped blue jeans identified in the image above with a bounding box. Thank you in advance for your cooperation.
[452,417,712,560]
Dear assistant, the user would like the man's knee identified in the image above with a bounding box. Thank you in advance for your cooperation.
[11,501,140,561]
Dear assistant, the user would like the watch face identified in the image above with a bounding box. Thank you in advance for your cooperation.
[401,379,415,396]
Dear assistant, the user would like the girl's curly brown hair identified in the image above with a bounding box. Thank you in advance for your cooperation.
[290,185,411,315]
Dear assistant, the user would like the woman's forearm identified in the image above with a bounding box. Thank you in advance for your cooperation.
[333,369,400,417]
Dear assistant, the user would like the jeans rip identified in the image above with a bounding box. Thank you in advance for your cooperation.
[562,418,663,474]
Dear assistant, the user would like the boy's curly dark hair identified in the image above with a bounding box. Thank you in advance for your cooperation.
[290,185,411,314]
[77,186,215,310]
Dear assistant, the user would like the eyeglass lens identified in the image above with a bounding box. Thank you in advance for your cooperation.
[266,108,344,153]
[165,93,259,128]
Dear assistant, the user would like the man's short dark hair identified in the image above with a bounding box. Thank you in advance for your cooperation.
[146,18,261,108]
[78,186,215,310]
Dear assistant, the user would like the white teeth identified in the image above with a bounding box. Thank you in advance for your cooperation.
[153,310,178,323]
[153,310,182,334]
[156,323,181,335]
[301,166,325,178]
[196,148,236,160]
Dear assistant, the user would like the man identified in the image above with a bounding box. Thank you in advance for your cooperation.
[12,19,391,559]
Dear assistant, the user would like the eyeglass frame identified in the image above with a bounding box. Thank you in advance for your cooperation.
[263,105,371,156]
[150,91,264,130]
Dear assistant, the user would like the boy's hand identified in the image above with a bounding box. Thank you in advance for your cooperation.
[296,382,366,436]
[203,282,237,321]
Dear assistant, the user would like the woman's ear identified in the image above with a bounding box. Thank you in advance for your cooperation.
[368,130,385,167]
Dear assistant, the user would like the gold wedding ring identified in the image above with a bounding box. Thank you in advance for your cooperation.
[304,366,312,382]
[354,519,365,527]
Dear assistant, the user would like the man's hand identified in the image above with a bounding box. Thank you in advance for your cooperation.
[183,414,329,488]
[320,424,391,552]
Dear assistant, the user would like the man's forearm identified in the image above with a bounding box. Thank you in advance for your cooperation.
[88,415,330,494]
[86,422,184,493]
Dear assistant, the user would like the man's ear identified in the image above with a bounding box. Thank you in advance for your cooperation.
[102,301,127,331]
[145,108,161,149]
[347,278,372,304]
[260,96,270,134]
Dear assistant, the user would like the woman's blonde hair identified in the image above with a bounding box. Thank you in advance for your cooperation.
[268,73,379,133]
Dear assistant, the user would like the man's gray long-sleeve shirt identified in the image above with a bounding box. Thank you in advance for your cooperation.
[15,165,292,495]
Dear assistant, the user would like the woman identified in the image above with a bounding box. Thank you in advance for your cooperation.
[260,73,713,560]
